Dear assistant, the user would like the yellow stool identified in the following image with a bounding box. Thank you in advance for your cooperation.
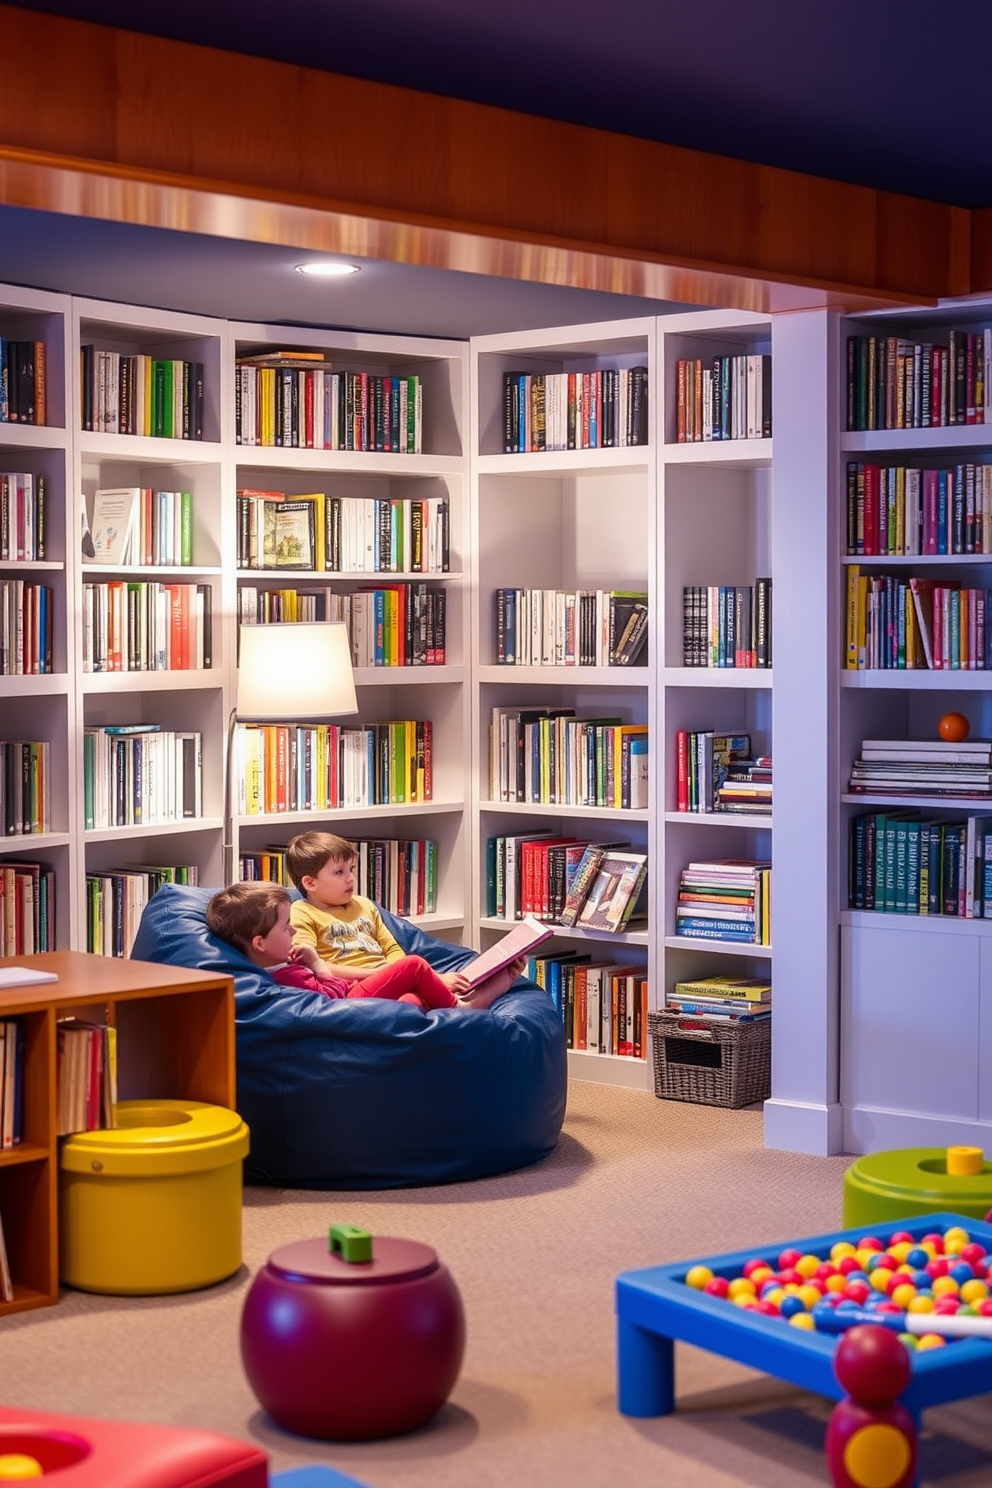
[59,1099,250,1295]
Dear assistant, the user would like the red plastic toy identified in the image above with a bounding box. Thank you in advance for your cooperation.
[0,1405,267,1486]
[825,1326,918,1488]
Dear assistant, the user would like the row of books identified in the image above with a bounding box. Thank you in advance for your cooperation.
[486,833,648,931]
[675,354,772,443]
[681,581,772,669]
[846,331,992,432]
[674,730,772,815]
[494,588,648,667]
[1,472,46,560]
[1,740,50,836]
[501,366,649,453]
[0,859,56,954]
[235,359,423,452]
[0,581,52,676]
[845,461,992,558]
[80,347,205,439]
[0,1210,10,1301]
[0,340,45,425]
[83,726,203,830]
[239,837,438,918]
[238,584,447,667]
[489,705,648,810]
[848,811,992,917]
[88,486,194,567]
[848,737,992,801]
[81,580,213,672]
[666,974,771,1020]
[845,569,992,671]
[56,1018,118,1135]
[236,719,432,815]
[0,1022,24,1147]
[675,859,771,945]
[86,864,198,958]
[528,952,648,1057]
[236,489,450,575]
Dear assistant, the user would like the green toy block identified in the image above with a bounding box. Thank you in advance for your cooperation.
[328,1223,374,1263]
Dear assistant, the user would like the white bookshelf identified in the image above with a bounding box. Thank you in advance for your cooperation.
[471,318,657,1088]
[835,299,992,1154]
[226,320,471,931]
[0,285,74,950]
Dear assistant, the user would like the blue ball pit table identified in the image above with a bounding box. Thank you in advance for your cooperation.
[616,1210,992,1483]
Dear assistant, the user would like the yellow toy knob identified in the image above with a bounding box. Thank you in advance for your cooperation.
[947,1146,984,1177]
[0,1455,44,1479]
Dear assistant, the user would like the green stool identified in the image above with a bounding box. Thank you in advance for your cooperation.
[843,1147,992,1228]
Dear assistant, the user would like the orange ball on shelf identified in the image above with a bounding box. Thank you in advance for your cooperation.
[938,712,971,743]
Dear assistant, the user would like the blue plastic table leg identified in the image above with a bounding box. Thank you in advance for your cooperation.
[617,1315,675,1417]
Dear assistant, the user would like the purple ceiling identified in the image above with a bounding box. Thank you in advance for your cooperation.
[10,0,992,208]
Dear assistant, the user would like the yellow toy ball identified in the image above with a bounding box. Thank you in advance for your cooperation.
[797,1284,823,1310]
[943,1226,970,1254]
[748,1265,774,1287]
[831,1242,858,1261]
[789,1312,816,1330]
[870,1267,895,1294]
[685,1264,713,1290]
[960,1279,989,1305]
[907,1294,936,1314]
[932,1275,960,1298]
[795,1254,821,1279]
[890,1283,917,1309]
[915,1333,947,1350]
[763,1287,786,1308]
[887,1241,913,1265]
[825,1274,848,1294]
[0,1457,43,1481]
[727,1276,756,1300]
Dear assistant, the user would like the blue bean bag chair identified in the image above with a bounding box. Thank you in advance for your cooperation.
[130,885,567,1189]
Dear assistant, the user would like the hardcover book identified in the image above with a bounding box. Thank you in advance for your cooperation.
[274,501,315,569]
[575,851,648,933]
[89,487,140,564]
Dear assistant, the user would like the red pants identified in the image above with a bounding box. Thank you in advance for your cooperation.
[346,954,457,1011]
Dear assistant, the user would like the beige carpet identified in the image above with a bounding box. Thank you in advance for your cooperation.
[3,1082,992,1487]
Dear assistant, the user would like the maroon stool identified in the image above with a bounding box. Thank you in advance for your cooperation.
[240,1225,465,1440]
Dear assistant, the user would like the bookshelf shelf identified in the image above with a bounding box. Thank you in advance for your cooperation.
[0,1143,47,1168]
[663,667,773,688]
[0,426,67,450]
[481,801,649,824]
[237,801,464,828]
[664,811,773,829]
[842,426,992,456]
[662,438,773,468]
[0,561,64,572]
[477,665,647,687]
[476,449,650,478]
[76,434,224,465]
[238,569,462,583]
[664,935,773,958]
[237,448,464,479]
[841,793,992,809]
[840,671,992,690]
[0,833,70,851]
[478,916,651,948]
[81,671,220,693]
[841,909,992,936]
[83,818,223,843]
[1,675,69,696]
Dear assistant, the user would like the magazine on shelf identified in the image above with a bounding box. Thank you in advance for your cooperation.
[89,487,140,564]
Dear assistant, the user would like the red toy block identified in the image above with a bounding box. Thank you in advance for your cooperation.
[0,1405,268,1486]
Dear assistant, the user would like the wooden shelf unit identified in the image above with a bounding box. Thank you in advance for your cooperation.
[0,949,234,1316]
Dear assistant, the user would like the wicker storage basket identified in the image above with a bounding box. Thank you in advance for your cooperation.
[648,1009,770,1109]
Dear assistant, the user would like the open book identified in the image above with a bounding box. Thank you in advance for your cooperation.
[463,914,553,988]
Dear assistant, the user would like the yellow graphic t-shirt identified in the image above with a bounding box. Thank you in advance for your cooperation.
[289,894,404,969]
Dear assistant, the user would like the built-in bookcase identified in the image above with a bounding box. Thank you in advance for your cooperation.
[837,300,992,1152]
[227,322,471,937]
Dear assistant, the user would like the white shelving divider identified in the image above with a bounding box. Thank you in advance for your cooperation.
[0,284,74,950]
[226,321,471,935]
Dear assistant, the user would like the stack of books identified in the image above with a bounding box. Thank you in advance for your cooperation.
[715,755,772,814]
[675,730,751,813]
[55,1019,117,1135]
[675,859,771,944]
[849,738,992,799]
[666,975,772,1020]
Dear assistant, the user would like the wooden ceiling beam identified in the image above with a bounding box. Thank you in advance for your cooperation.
[0,5,977,311]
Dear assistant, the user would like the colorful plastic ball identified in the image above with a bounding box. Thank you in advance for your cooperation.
[926,1257,951,1279]
[789,1312,815,1330]
[932,1275,960,1298]
[833,1324,912,1403]
[685,1264,714,1289]
[958,1304,978,1317]
[890,1230,916,1246]
[922,1233,945,1254]
[909,1269,931,1289]
[727,1276,756,1300]
[916,1333,947,1350]
[778,1268,802,1287]
[905,1247,930,1269]
[887,1241,914,1265]
[778,1247,804,1269]
[837,1255,861,1276]
[762,1286,787,1308]
[815,1262,839,1282]
[977,1298,992,1317]
[874,1301,902,1315]
[703,1275,730,1299]
[865,1253,891,1272]
[753,1298,780,1316]
[870,1267,896,1293]
[938,711,971,742]
[795,1254,821,1279]
[798,1283,824,1310]
[845,1281,871,1305]
[943,1225,970,1252]
[960,1242,987,1266]
[742,1257,769,1278]
[779,1295,805,1319]
[934,1297,962,1316]
[0,1459,43,1481]
[897,1332,919,1350]
[890,1283,918,1309]
[949,1261,976,1285]
[825,1274,849,1294]
[732,1294,757,1309]
[830,1242,858,1262]
[907,1294,936,1314]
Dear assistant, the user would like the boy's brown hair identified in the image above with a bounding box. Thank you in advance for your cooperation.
[207,881,290,955]
[286,831,356,892]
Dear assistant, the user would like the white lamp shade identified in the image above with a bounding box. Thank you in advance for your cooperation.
[236,622,358,720]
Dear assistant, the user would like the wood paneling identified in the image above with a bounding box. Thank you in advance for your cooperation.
[0,5,981,308]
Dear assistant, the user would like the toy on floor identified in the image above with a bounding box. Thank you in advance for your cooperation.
[825,1325,918,1488]
[0,1406,267,1486]
[241,1224,465,1440]
[844,1145,992,1226]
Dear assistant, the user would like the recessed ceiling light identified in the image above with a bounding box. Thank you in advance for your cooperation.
[295,261,361,278]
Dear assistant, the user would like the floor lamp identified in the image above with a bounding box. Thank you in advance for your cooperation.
[224,621,359,885]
